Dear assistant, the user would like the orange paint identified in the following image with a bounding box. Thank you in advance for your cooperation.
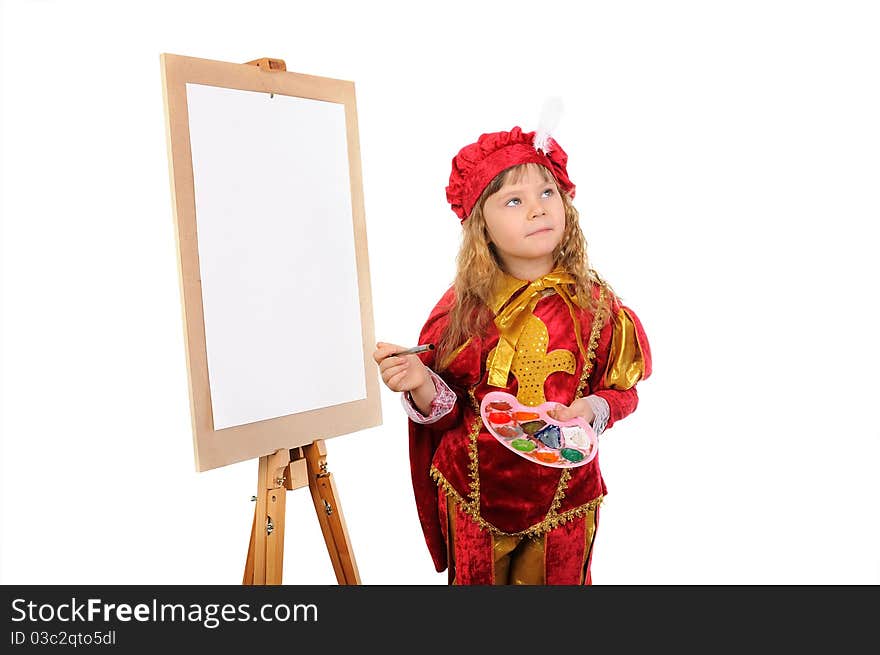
[512,411,540,421]
[534,451,559,463]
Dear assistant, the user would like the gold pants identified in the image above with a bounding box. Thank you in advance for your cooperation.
[446,495,598,585]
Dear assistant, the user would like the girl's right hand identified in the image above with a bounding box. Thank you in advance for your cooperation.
[372,342,430,392]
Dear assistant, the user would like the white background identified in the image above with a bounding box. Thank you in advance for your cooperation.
[1,0,878,585]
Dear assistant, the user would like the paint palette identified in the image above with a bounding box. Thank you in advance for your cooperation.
[480,391,598,469]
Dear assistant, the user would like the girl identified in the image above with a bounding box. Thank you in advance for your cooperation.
[373,126,652,585]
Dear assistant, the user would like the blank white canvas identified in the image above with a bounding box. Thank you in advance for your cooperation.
[185,83,366,430]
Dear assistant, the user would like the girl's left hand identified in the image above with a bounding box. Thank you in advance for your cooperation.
[546,397,595,424]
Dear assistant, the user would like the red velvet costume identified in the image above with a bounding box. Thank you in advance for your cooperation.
[408,271,652,584]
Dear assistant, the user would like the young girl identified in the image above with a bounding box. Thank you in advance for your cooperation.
[373,126,652,585]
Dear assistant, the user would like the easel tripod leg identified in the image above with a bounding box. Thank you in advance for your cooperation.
[304,440,361,584]
[242,443,359,585]
[243,450,289,585]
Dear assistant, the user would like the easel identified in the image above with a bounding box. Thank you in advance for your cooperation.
[242,439,361,585]
[163,52,374,584]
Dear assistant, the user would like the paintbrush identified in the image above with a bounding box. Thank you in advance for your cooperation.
[386,343,435,358]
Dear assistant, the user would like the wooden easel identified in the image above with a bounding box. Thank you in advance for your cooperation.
[242,439,361,585]
[164,53,378,583]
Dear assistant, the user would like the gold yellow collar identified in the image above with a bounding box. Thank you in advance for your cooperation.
[485,268,586,387]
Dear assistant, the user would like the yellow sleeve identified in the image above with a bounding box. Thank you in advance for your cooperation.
[603,307,647,390]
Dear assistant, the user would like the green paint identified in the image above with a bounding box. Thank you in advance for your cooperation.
[560,448,584,462]
[511,438,536,452]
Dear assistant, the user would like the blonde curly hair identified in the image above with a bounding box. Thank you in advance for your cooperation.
[435,162,612,370]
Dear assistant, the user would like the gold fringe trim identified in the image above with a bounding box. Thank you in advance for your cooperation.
[465,388,482,506]
[431,466,604,539]
[545,467,572,525]
[575,284,609,400]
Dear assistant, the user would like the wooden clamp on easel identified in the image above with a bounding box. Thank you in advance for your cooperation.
[244,57,287,100]
[243,439,361,585]
[245,57,287,72]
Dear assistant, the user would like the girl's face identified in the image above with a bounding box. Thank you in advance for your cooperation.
[482,166,565,279]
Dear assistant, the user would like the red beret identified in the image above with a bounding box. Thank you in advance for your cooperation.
[445,126,576,222]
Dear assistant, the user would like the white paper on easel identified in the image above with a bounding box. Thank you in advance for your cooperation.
[185,83,367,430]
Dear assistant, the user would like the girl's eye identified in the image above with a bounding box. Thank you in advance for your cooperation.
[504,188,553,207]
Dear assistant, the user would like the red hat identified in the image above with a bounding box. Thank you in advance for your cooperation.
[445,126,576,222]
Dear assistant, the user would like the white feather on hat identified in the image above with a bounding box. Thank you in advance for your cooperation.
[533,96,564,154]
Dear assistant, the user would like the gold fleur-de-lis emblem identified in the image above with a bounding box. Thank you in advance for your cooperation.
[488,313,575,406]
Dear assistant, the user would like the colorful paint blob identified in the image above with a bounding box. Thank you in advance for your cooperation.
[512,411,540,421]
[511,438,536,452]
[488,412,512,425]
[561,425,589,448]
[495,425,524,439]
[534,425,562,449]
[560,448,585,463]
[520,420,547,435]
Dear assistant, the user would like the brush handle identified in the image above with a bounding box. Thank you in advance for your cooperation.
[389,344,434,357]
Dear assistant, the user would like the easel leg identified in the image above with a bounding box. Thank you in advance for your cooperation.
[304,440,361,584]
[243,449,290,585]
[265,485,286,584]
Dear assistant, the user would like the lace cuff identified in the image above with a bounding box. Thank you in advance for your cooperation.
[584,395,610,436]
[400,368,457,424]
